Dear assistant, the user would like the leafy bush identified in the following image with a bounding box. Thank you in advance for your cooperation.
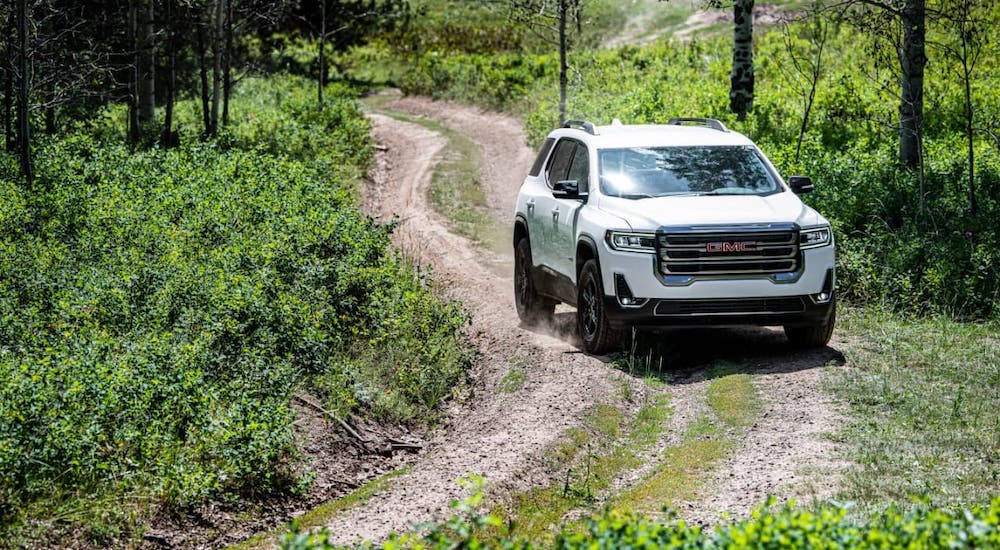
[358,16,1000,318]
[283,491,1000,549]
[0,77,469,536]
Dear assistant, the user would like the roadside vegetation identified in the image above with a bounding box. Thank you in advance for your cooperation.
[833,311,1000,511]
[285,490,1000,549]
[0,77,469,545]
[3,0,999,546]
[295,0,1000,544]
[346,0,1000,319]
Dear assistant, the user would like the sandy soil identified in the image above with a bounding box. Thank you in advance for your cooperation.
[319,101,626,545]
[315,96,848,543]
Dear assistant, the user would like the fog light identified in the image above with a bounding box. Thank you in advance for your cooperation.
[810,269,835,304]
[614,273,647,308]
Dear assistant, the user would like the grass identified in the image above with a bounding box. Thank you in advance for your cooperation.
[488,385,672,544]
[610,364,762,517]
[229,466,412,550]
[706,371,761,429]
[498,359,527,394]
[831,309,1000,512]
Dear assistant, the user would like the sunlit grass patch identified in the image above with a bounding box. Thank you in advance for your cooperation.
[706,371,761,429]
[490,389,672,544]
[229,466,412,550]
[833,309,1000,511]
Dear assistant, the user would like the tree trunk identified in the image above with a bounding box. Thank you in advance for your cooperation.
[162,0,176,147]
[730,0,755,120]
[222,0,233,127]
[128,1,139,143]
[963,60,976,214]
[795,84,817,163]
[898,0,926,172]
[210,0,223,137]
[3,11,13,152]
[558,0,568,124]
[16,0,31,182]
[197,18,211,137]
[318,0,325,106]
[137,0,155,139]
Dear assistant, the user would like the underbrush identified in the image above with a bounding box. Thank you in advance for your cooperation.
[0,77,469,542]
[350,14,1000,319]
[285,488,1000,549]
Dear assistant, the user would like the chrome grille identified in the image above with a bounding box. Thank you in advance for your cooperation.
[656,227,800,276]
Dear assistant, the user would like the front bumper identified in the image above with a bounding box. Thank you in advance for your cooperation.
[603,293,836,329]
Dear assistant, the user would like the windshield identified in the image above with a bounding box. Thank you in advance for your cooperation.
[598,146,780,199]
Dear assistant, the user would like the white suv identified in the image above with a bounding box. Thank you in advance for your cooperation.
[512,118,836,354]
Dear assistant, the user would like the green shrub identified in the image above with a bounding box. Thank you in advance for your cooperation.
[282,493,1000,549]
[357,15,1000,318]
[0,76,469,538]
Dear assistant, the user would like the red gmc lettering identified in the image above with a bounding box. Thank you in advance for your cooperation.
[706,242,755,253]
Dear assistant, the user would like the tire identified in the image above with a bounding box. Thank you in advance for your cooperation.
[784,299,836,348]
[577,259,623,354]
[514,238,554,325]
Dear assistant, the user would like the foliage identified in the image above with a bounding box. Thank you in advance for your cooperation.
[352,11,1000,318]
[0,77,469,540]
[283,489,1000,549]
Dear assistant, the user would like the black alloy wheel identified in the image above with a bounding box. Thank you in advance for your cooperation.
[514,238,554,324]
[577,259,622,354]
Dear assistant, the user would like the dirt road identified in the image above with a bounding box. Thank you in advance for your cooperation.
[320,95,847,543]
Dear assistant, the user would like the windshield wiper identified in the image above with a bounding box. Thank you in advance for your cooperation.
[697,189,750,196]
[616,192,657,199]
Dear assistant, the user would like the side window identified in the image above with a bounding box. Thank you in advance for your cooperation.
[529,138,555,177]
[566,145,590,191]
[545,139,576,189]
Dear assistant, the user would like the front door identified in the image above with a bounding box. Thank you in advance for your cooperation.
[535,138,578,273]
[551,142,589,281]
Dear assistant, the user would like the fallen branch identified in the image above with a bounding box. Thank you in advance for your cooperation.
[388,437,423,451]
[293,393,370,444]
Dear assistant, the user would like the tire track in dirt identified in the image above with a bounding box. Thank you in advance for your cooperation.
[685,359,849,524]
[320,104,628,544]
[322,95,848,543]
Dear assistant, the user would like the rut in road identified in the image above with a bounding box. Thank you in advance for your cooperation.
[322,106,630,544]
[320,95,847,543]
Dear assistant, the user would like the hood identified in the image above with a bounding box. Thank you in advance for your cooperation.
[597,191,826,231]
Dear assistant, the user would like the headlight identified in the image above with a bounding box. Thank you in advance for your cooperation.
[800,226,832,249]
[606,231,656,253]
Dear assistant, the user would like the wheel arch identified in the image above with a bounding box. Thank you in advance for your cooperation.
[576,234,600,279]
[513,215,529,249]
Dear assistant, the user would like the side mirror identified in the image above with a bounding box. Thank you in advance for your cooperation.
[788,176,815,194]
[553,180,588,200]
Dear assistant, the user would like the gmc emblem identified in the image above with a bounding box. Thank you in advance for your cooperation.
[706,241,755,253]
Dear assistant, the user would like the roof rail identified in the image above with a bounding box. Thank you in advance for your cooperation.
[667,117,729,133]
[562,120,599,135]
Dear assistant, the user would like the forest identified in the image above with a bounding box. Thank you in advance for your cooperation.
[1,0,998,547]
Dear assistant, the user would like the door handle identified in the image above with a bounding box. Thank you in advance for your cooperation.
[551,208,560,223]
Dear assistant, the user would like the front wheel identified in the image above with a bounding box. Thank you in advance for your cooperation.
[577,259,623,354]
[514,238,554,325]
[784,299,836,348]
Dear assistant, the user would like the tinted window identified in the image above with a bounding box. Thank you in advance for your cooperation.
[529,138,555,177]
[566,144,590,191]
[546,140,577,188]
[599,146,779,199]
